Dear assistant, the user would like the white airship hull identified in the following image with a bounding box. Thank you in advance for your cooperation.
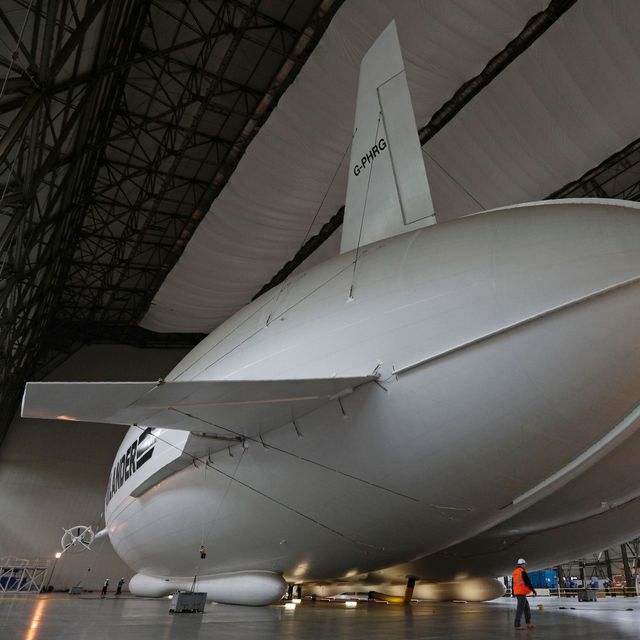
[104,199,640,594]
[22,23,640,604]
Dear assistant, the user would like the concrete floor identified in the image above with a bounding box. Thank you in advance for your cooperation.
[1,594,639,639]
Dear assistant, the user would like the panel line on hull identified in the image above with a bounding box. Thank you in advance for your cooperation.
[445,493,640,566]
[392,272,640,378]
[177,260,357,380]
[171,292,277,380]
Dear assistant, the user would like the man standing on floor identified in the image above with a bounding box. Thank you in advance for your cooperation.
[101,578,109,598]
[512,559,536,630]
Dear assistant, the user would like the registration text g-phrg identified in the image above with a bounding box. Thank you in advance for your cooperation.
[353,137,387,176]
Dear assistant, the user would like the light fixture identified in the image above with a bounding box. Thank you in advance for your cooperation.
[345,601,358,608]
[284,602,296,610]
[292,598,301,604]
[54,552,62,559]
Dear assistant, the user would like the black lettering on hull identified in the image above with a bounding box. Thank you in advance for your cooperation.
[105,429,156,506]
[353,138,387,176]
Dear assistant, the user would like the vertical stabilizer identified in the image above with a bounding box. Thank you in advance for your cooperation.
[341,21,435,254]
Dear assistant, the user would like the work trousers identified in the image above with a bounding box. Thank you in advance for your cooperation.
[514,594,531,627]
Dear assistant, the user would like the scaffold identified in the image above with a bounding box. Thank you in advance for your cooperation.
[0,557,50,593]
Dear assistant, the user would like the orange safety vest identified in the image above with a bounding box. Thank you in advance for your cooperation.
[512,567,531,596]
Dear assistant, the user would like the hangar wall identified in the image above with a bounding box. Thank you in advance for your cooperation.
[0,345,188,591]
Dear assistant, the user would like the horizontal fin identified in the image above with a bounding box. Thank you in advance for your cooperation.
[21,376,375,437]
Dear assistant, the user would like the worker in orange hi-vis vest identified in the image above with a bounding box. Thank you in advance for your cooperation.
[512,558,537,630]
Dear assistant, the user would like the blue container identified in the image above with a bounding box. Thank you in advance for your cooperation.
[528,570,558,589]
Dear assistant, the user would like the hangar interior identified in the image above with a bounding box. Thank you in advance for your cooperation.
[2,0,640,637]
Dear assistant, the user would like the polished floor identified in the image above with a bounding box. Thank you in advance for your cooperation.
[1,594,639,639]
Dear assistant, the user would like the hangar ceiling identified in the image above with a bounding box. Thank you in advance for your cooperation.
[0,0,342,443]
[144,0,640,332]
[1,0,640,446]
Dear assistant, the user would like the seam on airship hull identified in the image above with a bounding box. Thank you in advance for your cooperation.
[509,398,640,510]
[482,494,640,558]
[436,494,640,575]
[460,197,640,219]
[393,272,640,377]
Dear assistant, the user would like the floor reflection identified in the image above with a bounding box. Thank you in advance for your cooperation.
[24,597,47,640]
[0,595,638,640]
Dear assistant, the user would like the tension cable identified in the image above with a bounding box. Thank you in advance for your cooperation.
[349,113,382,300]
[132,425,384,553]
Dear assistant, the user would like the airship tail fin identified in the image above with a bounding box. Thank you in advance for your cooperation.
[341,21,435,254]
[21,375,375,446]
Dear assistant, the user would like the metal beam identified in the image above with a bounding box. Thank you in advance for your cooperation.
[417,0,578,144]
[0,0,152,445]
[548,137,640,200]
[0,1,342,448]
[48,0,110,79]
[0,94,41,166]
[621,543,636,596]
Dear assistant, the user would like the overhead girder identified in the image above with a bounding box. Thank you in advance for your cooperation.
[62,1,265,325]
[0,0,344,445]
[59,0,344,331]
[0,0,151,442]
[548,137,640,202]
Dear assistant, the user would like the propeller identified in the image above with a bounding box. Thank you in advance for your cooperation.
[60,525,95,554]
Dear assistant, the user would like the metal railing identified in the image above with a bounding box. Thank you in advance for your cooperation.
[0,557,50,594]
[551,586,638,598]
[507,586,638,598]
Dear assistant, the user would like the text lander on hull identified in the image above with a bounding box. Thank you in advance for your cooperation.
[22,23,640,606]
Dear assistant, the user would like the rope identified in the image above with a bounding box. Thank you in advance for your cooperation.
[198,260,354,375]
[131,424,384,553]
[349,114,382,299]
[200,447,245,550]
[171,407,419,503]
[301,132,355,247]
[169,134,356,373]
[265,134,355,326]
[174,408,472,518]
[423,149,485,209]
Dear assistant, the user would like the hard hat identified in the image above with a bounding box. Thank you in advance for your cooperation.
[517,558,527,565]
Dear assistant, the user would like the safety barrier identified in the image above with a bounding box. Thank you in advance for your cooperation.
[551,586,638,598]
[0,557,50,593]
[508,586,638,598]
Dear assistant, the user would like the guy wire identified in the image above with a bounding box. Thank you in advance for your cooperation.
[170,407,419,503]
[131,425,382,552]
[301,132,355,246]
[423,149,485,209]
[349,114,382,299]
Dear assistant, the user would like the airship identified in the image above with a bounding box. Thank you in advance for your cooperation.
[22,22,640,606]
